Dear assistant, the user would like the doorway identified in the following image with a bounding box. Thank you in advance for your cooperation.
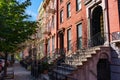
[97,59,110,80]
[59,32,65,56]
[91,6,104,46]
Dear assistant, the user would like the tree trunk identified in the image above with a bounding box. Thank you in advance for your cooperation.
[3,52,8,79]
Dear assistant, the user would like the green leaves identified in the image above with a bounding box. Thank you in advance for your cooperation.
[0,0,37,53]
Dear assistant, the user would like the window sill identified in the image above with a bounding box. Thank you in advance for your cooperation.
[67,16,71,20]
[60,21,64,24]
[76,9,82,14]
[60,1,63,5]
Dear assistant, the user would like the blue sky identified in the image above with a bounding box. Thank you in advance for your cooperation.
[26,0,43,21]
[18,0,43,21]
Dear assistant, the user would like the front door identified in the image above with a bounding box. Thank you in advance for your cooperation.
[59,33,64,56]
[91,6,104,46]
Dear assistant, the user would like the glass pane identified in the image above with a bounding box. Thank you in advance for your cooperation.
[67,29,71,50]
[52,36,55,51]
[68,40,71,50]
[67,3,71,17]
[77,0,81,10]
[78,24,82,37]
[68,29,71,40]
[47,39,50,53]
[78,37,82,49]
[77,23,82,49]
[60,10,63,23]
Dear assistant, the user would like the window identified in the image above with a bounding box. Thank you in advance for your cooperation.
[47,39,50,54]
[60,10,63,23]
[52,16,54,29]
[60,0,63,3]
[41,43,44,54]
[76,0,81,11]
[67,29,71,50]
[77,23,82,49]
[67,2,71,18]
[52,36,55,51]
[48,22,51,32]
[54,0,57,9]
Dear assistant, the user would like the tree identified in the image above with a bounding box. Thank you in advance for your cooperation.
[0,0,37,78]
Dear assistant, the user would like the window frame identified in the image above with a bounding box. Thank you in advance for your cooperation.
[60,10,63,23]
[67,29,71,50]
[60,0,63,3]
[52,36,55,51]
[52,16,54,29]
[76,0,82,11]
[67,2,71,18]
[47,39,50,54]
[77,23,82,49]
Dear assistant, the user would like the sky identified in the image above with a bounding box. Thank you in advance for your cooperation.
[18,0,43,21]
[26,0,43,21]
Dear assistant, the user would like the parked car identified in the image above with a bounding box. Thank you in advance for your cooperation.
[0,59,4,73]
[0,59,5,68]
[0,64,2,72]
[0,59,10,68]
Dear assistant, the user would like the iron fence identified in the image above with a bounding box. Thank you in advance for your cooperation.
[29,32,120,80]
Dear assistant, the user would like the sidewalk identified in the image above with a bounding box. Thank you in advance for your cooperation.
[6,67,14,80]
[0,66,14,80]
[13,63,41,80]
[3,63,52,80]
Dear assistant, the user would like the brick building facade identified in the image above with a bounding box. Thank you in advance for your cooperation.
[36,0,120,80]
[57,0,87,53]
[42,0,57,62]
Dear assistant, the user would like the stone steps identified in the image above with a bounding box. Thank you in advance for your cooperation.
[50,63,76,80]
[50,46,108,80]
[65,47,102,66]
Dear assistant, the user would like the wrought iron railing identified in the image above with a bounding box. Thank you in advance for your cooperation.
[45,32,116,65]
[84,0,92,5]
[48,32,119,80]
[88,32,106,47]
[66,76,78,80]
[111,31,120,41]
[46,48,66,64]
[65,48,86,66]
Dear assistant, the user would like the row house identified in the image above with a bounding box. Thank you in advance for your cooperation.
[58,0,87,56]
[37,1,45,59]
[42,0,57,62]
[37,0,120,80]
[107,0,120,80]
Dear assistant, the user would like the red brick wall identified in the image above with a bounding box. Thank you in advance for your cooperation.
[43,0,57,56]
[58,0,87,50]
[108,0,120,33]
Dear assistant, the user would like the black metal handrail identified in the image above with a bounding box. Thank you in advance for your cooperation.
[111,31,120,40]
[48,32,119,80]
[66,75,78,80]
[48,32,109,62]
[46,48,66,64]
[88,32,106,47]
[48,32,116,66]
[64,32,113,66]
[67,32,105,53]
